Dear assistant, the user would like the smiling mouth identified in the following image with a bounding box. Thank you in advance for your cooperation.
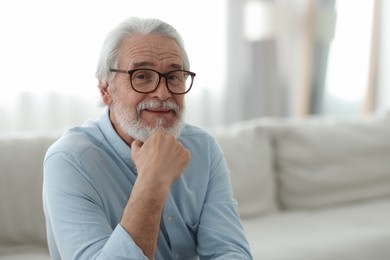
[137,100,179,117]
[143,108,176,115]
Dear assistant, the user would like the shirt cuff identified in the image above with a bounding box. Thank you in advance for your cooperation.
[102,224,148,259]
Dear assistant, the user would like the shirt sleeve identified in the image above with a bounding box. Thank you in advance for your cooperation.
[196,137,253,259]
[43,151,148,260]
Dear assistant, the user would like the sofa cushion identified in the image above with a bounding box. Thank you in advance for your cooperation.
[243,198,390,260]
[0,134,57,247]
[275,116,390,210]
[210,119,277,217]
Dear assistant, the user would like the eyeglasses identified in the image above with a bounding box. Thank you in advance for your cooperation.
[110,68,196,95]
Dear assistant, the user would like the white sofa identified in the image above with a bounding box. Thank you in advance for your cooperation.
[0,134,52,260]
[1,112,390,260]
[210,112,390,260]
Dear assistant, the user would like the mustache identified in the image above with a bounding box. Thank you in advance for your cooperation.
[136,100,180,115]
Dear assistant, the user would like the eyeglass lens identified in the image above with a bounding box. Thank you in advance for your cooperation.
[130,69,193,94]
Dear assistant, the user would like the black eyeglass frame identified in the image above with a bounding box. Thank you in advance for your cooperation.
[110,68,196,95]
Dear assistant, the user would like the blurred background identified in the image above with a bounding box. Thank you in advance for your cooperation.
[0,0,388,134]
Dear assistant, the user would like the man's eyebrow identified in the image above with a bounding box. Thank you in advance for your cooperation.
[132,62,155,68]
[170,63,183,70]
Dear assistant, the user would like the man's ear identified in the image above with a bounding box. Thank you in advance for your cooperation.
[100,81,112,105]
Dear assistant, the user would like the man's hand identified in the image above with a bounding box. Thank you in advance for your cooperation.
[121,130,191,259]
[131,130,191,187]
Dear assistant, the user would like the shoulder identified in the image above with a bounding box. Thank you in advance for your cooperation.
[179,123,221,153]
[179,123,215,141]
[45,119,104,160]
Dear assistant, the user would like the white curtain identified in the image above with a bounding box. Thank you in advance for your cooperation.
[2,0,389,134]
[0,0,227,134]
[0,92,102,134]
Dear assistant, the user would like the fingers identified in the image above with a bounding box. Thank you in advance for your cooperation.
[131,139,143,151]
[130,130,191,183]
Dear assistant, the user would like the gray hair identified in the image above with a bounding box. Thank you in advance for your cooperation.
[95,17,190,87]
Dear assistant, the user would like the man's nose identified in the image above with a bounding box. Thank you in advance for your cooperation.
[151,77,172,100]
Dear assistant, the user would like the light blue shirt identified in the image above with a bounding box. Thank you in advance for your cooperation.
[42,109,252,259]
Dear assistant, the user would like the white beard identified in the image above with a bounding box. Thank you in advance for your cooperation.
[112,100,184,142]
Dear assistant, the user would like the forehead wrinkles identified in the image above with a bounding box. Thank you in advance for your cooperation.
[118,35,183,68]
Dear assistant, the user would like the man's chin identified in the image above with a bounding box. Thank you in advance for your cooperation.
[140,110,176,125]
[126,118,183,142]
[144,117,175,130]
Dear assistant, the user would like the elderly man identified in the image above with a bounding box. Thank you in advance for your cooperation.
[43,17,252,260]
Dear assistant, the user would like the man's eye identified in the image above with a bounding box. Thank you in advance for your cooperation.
[135,74,147,79]
[133,72,151,79]
[168,75,178,80]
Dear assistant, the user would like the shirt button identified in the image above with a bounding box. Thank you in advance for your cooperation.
[175,253,180,258]
[167,216,172,222]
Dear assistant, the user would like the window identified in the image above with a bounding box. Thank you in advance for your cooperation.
[0,0,226,132]
[323,0,377,117]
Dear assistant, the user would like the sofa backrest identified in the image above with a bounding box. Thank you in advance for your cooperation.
[273,115,390,210]
[211,113,390,218]
[210,119,279,218]
[0,134,57,248]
